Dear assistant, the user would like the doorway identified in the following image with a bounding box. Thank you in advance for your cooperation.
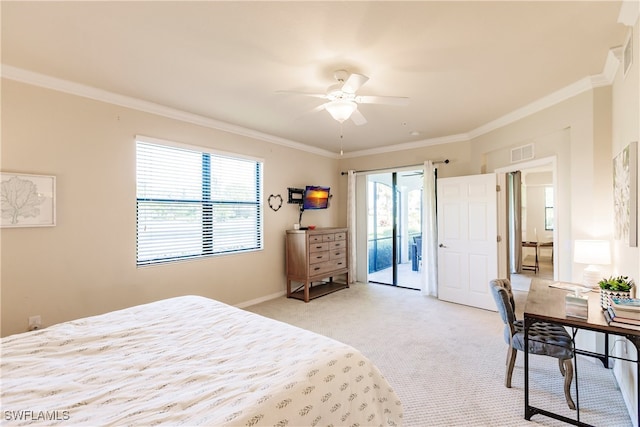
[504,162,557,292]
[366,170,422,289]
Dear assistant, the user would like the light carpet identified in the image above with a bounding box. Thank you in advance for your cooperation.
[246,283,634,426]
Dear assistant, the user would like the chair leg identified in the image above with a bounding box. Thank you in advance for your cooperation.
[562,358,576,410]
[558,358,565,376]
[505,346,517,388]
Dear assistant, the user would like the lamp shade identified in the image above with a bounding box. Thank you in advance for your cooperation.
[325,100,357,123]
[573,240,611,265]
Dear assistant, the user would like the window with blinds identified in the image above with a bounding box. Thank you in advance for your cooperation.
[136,138,263,266]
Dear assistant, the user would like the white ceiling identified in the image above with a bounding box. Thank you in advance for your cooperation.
[1,1,628,155]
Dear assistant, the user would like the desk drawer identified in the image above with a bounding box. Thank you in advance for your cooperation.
[310,251,330,264]
[330,241,346,250]
[322,234,335,242]
[309,258,347,276]
[309,242,328,253]
[309,235,323,243]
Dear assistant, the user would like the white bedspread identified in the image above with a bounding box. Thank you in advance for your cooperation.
[1,295,402,426]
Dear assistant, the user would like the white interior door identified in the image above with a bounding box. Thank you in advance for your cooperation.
[437,173,498,311]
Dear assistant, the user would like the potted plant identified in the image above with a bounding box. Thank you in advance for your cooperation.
[599,275,635,308]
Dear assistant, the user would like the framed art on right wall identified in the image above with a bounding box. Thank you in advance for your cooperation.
[613,141,638,247]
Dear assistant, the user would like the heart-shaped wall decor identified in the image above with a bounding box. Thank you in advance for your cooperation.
[268,194,283,212]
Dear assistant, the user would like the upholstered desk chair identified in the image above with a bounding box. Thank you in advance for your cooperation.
[490,278,575,410]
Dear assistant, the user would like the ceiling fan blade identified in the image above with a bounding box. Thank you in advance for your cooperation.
[350,109,367,126]
[356,95,410,106]
[312,103,327,112]
[276,90,327,99]
[341,73,369,94]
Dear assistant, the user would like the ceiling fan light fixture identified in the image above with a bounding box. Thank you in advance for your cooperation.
[326,84,344,99]
[325,100,357,123]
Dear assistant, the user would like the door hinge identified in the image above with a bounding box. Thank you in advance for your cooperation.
[497,235,502,242]
[496,184,501,192]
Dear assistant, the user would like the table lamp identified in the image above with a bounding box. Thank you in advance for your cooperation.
[573,240,611,288]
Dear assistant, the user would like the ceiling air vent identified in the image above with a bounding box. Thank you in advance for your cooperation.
[511,144,534,163]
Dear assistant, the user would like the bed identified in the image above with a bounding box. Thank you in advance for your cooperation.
[1,295,403,426]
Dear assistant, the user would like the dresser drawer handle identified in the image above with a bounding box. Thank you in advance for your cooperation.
[337,262,343,266]
[315,245,323,249]
[316,256,323,259]
[313,267,321,271]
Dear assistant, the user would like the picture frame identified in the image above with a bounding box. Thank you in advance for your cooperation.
[1,172,56,227]
[287,187,304,204]
[623,28,633,78]
[613,142,637,247]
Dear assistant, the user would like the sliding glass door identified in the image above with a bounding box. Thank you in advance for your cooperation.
[367,173,395,285]
[367,170,422,289]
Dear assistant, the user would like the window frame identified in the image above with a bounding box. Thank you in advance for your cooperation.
[135,135,264,266]
[544,185,554,231]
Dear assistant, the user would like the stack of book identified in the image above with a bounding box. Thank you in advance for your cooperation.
[603,297,640,330]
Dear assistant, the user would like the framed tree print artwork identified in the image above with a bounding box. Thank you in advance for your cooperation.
[1,173,56,227]
[613,142,638,247]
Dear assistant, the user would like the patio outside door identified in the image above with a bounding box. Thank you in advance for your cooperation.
[367,170,422,289]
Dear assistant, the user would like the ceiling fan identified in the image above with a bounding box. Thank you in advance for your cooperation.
[280,70,409,125]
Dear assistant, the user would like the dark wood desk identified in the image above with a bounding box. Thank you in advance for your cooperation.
[524,280,640,426]
[539,241,553,262]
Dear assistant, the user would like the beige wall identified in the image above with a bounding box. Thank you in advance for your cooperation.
[470,89,614,282]
[337,140,473,179]
[612,20,640,286]
[1,79,341,336]
[522,171,553,244]
[335,140,473,224]
[1,20,637,344]
[610,18,640,423]
[339,86,616,283]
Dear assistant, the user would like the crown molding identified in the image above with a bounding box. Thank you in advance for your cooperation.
[601,48,623,81]
[1,65,336,158]
[2,50,620,158]
[618,0,639,26]
[467,77,592,139]
[340,133,470,159]
[468,50,619,140]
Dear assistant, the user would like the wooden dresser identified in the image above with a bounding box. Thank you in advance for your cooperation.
[285,227,350,302]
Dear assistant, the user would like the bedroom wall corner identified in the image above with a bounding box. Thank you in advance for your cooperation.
[470,90,610,284]
[610,15,640,425]
[0,79,341,337]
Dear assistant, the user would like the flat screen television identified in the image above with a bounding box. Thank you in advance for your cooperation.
[303,186,330,209]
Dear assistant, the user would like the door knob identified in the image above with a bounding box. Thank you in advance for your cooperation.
[439,243,447,248]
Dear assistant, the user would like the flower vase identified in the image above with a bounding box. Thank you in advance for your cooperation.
[600,289,633,309]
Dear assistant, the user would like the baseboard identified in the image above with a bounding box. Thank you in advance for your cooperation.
[235,290,286,309]
[612,345,639,427]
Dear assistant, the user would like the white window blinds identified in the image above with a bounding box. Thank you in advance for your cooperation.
[136,139,263,266]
